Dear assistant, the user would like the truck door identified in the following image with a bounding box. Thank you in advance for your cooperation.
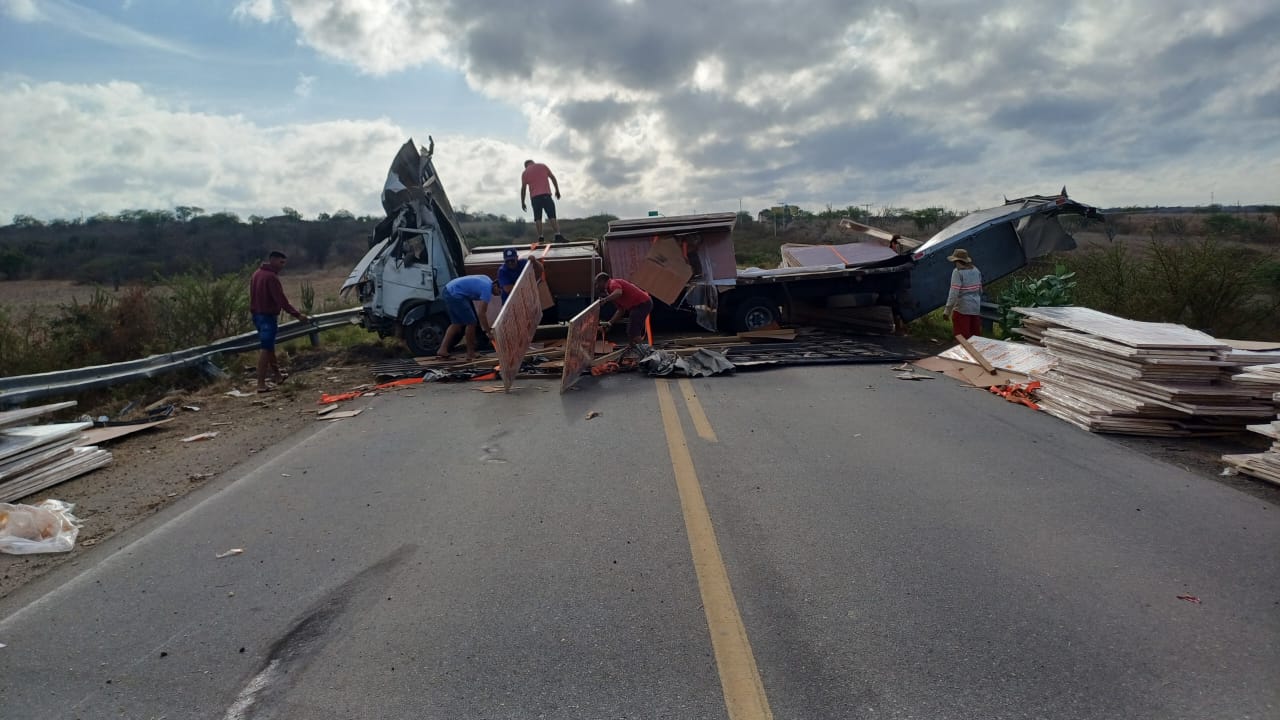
[381,230,436,316]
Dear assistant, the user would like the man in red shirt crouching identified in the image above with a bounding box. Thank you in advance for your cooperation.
[595,272,653,347]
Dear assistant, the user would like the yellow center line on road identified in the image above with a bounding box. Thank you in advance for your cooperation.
[677,378,719,443]
[655,379,773,720]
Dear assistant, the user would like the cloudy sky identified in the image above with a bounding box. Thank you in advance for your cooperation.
[1,0,1277,224]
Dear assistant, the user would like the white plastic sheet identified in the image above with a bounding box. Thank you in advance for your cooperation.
[0,499,81,554]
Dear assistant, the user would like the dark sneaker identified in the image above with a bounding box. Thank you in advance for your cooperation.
[554,233,566,243]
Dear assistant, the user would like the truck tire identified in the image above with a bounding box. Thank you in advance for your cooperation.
[404,313,446,357]
[733,294,781,332]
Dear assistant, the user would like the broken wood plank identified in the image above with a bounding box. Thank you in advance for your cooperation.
[954,335,996,374]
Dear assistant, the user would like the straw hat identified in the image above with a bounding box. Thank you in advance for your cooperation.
[947,248,973,265]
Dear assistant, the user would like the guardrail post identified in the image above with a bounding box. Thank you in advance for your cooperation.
[199,359,228,379]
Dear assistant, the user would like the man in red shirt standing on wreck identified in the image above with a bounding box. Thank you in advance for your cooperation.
[249,251,310,393]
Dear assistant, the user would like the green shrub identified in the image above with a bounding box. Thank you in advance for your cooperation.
[996,265,1077,334]
[155,267,250,347]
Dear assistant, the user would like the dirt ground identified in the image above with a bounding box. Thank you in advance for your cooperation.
[2,337,1278,605]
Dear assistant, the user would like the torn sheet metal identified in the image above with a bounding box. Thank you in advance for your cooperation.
[638,349,735,378]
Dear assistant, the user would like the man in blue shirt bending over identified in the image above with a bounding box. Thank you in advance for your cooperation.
[437,275,500,360]
[496,248,544,302]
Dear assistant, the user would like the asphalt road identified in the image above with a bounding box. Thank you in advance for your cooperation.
[1,365,1277,719]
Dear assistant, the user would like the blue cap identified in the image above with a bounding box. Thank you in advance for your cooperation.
[503,248,518,261]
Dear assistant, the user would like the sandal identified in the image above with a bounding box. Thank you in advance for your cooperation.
[257,386,274,394]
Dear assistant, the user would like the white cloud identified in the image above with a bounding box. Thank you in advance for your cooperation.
[1,0,40,20]
[232,0,275,23]
[294,73,315,98]
[4,0,203,58]
[256,0,1279,214]
[0,80,545,223]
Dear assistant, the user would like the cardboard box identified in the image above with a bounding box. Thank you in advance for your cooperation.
[628,237,693,305]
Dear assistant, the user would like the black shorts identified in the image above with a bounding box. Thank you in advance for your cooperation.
[531,193,556,222]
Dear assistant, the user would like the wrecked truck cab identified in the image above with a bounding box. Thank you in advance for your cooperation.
[341,137,471,356]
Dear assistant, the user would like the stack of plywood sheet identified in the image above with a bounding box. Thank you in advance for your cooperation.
[1223,420,1280,486]
[1014,307,1275,436]
[0,402,112,502]
[1227,363,1280,395]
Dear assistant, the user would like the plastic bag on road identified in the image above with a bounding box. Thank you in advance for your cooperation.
[0,500,82,554]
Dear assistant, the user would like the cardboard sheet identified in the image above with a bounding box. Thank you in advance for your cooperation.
[628,236,693,305]
[912,356,1028,387]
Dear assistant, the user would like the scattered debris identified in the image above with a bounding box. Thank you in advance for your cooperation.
[323,409,364,421]
[182,405,201,412]
[585,410,601,420]
[215,548,244,559]
[180,432,219,443]
[188,472,214,481]
[988,381,1042,410]
[1176,593,1201,604]
[225,389,255,398]
[316,405,338,417]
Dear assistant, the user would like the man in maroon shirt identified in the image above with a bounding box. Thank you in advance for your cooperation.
[249,251,309,392]
[595,272,653,346]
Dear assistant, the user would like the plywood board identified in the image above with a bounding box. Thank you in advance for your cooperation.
[0,423,91,462]
[1015,307,1227,349]
[561,300,602,393]
[0,401,77,430]
[628,236,692,305]
[0,441,77,482]
[939,337,1057,375]
[80,418,174,445]
[491,262,541,392]
[954,335,997,374]
[0,446,112,503]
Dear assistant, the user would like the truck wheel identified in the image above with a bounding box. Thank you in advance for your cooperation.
[404,314,446,356]
[733,294,780,332]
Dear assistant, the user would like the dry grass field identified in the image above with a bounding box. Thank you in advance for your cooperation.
[0,268,352,318]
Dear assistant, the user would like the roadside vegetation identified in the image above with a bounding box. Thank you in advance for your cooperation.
[0,267,355,377]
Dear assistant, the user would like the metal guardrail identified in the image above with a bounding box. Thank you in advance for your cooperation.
[0,308,363,406]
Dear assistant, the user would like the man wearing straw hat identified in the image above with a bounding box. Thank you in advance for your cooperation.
[943,248,983,339]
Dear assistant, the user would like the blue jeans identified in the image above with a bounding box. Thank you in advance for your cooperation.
[252,313,278,350]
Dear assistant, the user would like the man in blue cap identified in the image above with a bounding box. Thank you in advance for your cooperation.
[497,248,544,302]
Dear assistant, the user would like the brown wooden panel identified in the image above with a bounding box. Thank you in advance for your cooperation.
[492,263,541,392]
[561,300,602,393]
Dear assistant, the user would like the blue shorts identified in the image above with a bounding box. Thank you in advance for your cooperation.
[443,292,478,325]
[252,313,278,350]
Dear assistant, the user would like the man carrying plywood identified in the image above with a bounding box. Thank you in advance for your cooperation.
[595,272,653,347]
